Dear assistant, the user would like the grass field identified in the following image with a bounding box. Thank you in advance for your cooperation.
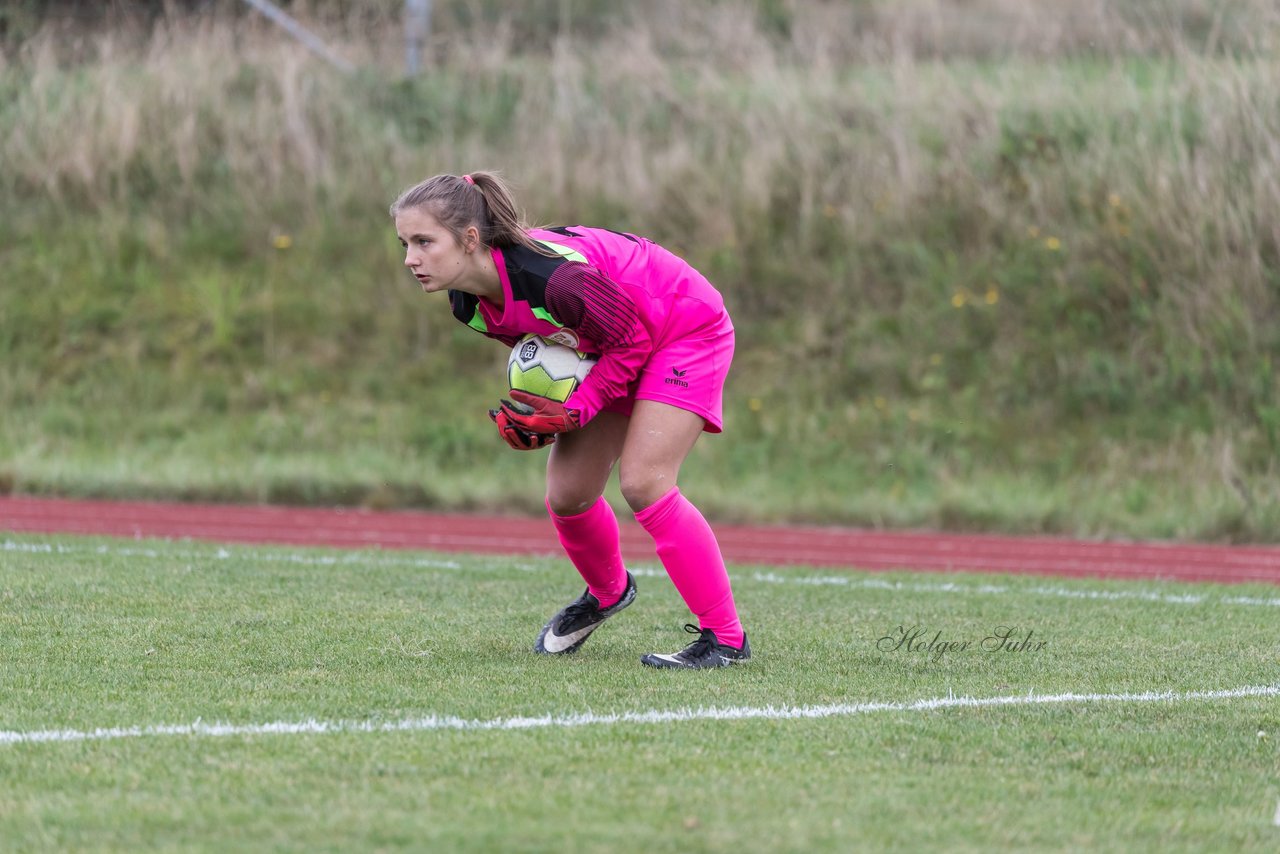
[2,533,1277,851]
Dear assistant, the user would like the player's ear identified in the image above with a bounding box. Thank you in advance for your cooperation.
[462,225,481,253]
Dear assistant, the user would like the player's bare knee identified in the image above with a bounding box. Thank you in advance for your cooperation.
[618,469,674,514]
[545,490,599,518]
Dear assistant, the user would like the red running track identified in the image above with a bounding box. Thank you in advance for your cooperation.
[2,495,1279,585]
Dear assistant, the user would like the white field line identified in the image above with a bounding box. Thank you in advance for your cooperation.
[1,538,469,572]
[5,539,1280,608]
[2,684,1276,747]
[644,567,1280,608]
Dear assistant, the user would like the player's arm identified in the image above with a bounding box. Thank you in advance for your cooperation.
[497,262,652,437]
[542,262,653,425]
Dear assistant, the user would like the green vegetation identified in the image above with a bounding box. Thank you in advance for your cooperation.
[1,1,1278,539]
[2,534,1278,850]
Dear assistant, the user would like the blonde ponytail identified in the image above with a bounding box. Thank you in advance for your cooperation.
[390,171,554,255]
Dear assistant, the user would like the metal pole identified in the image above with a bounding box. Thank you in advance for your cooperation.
[405,0,432,76]
[240,0,355,74]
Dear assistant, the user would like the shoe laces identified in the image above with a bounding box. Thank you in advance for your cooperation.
[562,593,599,619]
[680,623,718,659]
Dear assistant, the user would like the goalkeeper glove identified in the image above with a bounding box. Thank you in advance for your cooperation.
[489,407,557,451]
[498,390,582,435]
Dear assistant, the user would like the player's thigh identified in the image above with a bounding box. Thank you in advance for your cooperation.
[617,400,706,512]
[545,410,630,515]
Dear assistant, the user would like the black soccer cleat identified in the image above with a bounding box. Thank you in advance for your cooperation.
[640,624,751,669]
[534,572,637,655]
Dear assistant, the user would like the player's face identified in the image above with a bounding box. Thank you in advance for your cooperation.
[395,207,471,294]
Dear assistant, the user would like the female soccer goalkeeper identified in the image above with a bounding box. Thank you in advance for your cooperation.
[391,171,748,669]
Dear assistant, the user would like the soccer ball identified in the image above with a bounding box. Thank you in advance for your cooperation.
[507,334,598,403]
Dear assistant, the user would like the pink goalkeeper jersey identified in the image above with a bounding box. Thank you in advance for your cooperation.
[448,226,730,424]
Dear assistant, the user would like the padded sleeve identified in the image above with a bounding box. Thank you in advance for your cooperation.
[544,261,653,423]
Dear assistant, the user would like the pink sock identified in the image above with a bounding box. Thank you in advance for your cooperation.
[634,486,744,648]
[548,497,628,608]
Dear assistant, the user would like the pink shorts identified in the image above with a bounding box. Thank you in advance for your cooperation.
[601,298,735,433]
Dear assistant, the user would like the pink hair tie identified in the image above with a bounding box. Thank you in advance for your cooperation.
[461,174,475,185]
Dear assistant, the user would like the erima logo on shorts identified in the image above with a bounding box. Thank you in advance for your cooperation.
[664,368,689,388]
[519,341,539,363]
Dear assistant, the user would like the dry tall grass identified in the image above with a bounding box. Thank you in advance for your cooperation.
[3,0,1278,428]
